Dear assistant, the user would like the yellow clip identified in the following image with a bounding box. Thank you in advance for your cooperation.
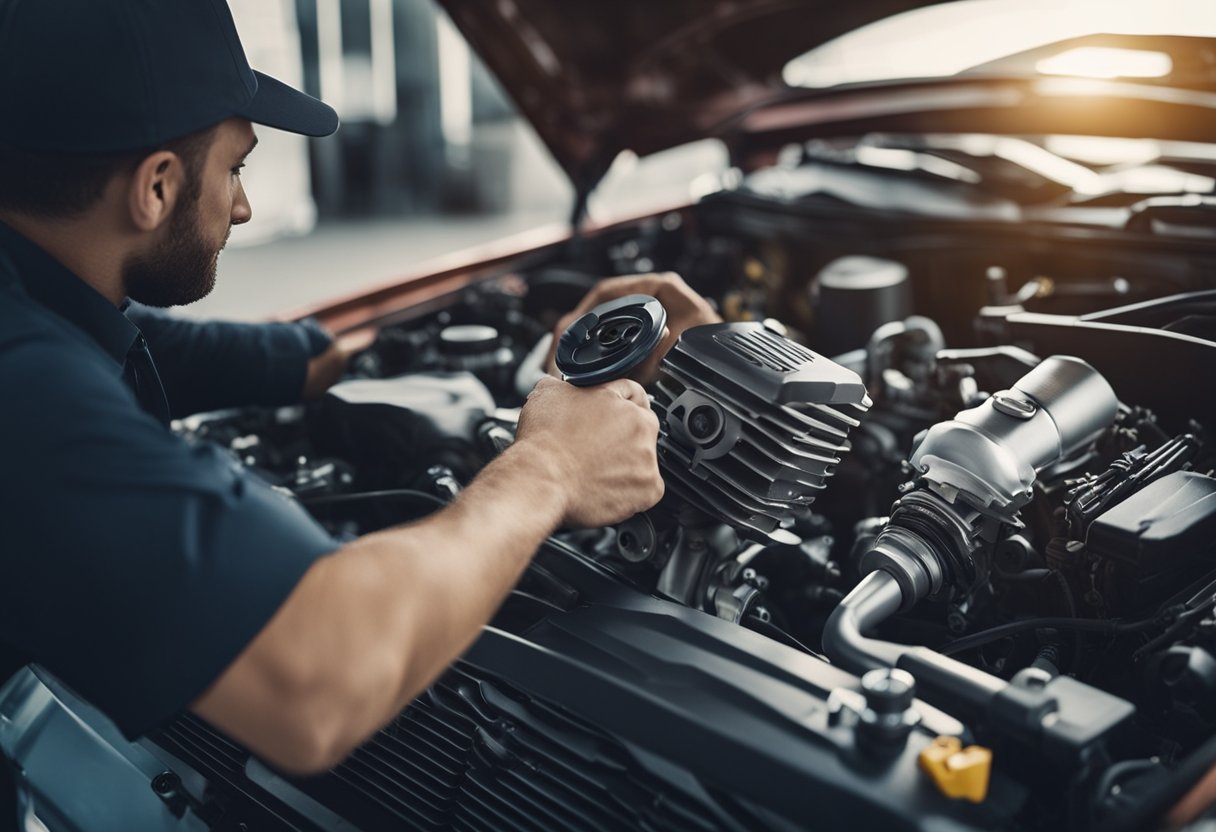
[918,736,993,804]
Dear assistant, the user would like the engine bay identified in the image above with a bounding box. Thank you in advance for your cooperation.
[153,183,1216,830]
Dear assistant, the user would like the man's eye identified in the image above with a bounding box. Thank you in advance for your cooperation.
[231,163,246,176]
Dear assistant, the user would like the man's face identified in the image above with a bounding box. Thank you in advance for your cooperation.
[123,119,256,307]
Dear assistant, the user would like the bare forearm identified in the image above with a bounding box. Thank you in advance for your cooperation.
[363,439,567,709]
[193,439,568,772]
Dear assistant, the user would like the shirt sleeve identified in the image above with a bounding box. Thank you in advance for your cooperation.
[0,336,341,739]
[124,303,333,418]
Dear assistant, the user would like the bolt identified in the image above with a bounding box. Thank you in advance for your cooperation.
[688,405,721,442]
[151,771,180,796]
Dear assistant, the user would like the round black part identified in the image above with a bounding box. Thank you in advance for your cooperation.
[556,294,667,386]
[687,405,723,444]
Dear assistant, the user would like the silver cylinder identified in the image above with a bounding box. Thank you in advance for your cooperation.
[1013,355,1119,460]
[909,356,1117,519]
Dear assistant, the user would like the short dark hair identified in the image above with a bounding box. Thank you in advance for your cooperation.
[0,126,217,218]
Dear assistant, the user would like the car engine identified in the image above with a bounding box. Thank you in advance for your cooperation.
[132,230,1214,830]
[6,176,1216,831]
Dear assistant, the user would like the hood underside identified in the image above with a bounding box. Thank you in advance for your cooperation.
[440,0,1216,197]
[439,0,948,185]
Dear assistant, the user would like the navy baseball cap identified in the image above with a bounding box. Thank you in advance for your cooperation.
[0,0,339,153]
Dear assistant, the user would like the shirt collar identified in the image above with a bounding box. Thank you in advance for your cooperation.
[0,220,141,365]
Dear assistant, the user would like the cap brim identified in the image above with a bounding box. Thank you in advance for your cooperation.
[238,71,339,138]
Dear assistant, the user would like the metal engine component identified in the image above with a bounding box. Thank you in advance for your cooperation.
[653,321,871,539]
[855,491,983,610]
[856,355,1118,606]
[910,355,1118,521]
[821,354,1134,764]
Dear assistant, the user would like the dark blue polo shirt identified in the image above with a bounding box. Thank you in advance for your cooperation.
[0,221,341,739]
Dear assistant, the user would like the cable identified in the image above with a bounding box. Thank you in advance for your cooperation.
[940,614,1162,657]
[299,489,450,509]
[744,616,827,661]
[1131,604,1213,661]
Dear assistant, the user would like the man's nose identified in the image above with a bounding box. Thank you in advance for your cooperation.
[231,181,252,226]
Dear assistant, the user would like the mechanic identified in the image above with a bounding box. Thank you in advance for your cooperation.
[0,0,714,781]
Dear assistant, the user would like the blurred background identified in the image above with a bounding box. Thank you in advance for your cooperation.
[199,0,1216,323]
[191,0,575,321]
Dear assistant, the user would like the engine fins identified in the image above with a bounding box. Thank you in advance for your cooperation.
[653,322,870,539]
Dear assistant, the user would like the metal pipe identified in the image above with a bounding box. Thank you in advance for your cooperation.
[823,571,1010,714]
[821,571,907,674]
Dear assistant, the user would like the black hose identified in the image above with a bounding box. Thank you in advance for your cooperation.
[1130,604,1212,661]
[940,615,1161,657]
[1104,733,1216,832]
[1092,758,1166,825]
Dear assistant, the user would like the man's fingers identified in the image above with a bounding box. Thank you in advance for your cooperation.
[573,274,669,313]
[599,378,650,408]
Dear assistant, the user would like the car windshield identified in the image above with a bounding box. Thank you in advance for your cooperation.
[784,0,1216,89]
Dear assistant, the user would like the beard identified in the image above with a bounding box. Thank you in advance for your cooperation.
[122,192,227,308]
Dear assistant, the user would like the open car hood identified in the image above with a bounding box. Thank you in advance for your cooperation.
[438,0,947,187]
[439,1,1216,194]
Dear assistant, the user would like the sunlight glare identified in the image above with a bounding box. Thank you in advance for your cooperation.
[1036,47,1173,79]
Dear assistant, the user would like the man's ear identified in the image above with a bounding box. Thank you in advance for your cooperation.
[127,150,185,232]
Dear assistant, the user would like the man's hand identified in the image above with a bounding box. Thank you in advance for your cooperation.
[515,376,664,527]
[547,272,721,386]
[302,339,355,400]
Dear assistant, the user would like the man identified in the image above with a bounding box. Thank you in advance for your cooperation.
[0,0,727,780]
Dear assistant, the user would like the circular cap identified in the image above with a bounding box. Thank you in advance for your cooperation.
[556,294,667,386]
[861,667,917,714]
[440,325,499,356]
[818,256,908,291]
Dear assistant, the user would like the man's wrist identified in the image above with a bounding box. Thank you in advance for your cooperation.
[488,436,571,527]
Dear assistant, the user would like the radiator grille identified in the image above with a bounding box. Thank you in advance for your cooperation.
[152,666,734,831]
[153,712,248,777]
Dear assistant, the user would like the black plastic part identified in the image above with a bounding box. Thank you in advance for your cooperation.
[896,649,1135,764]
[856,669,920,757]
[125,544,1015,832]
[1088,471,1216,570]
[317,371,495,485]
[555,294,667,386]
[863,670,916,714]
